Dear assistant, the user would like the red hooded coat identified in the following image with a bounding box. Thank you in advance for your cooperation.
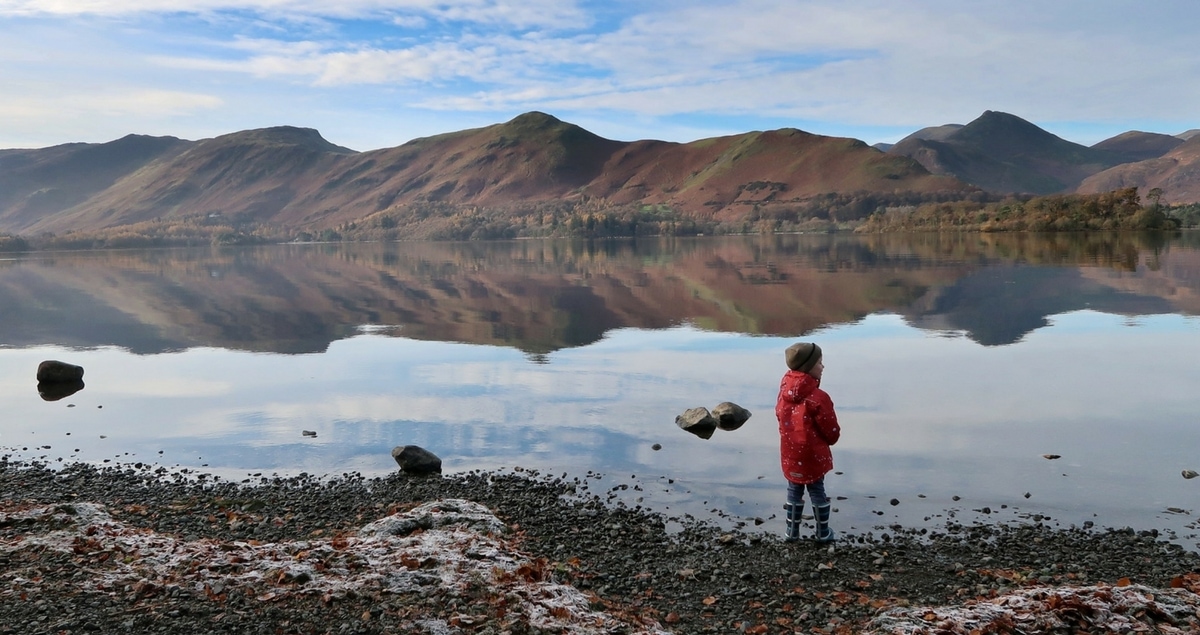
[776,370,840,484]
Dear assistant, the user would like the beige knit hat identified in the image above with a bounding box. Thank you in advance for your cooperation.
[785,342,822,373]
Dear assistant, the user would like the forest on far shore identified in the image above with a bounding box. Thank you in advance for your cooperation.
[856,187,1193,233]
[2,187,1198,253]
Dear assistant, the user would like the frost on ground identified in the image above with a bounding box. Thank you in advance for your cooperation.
[865,579,1200,635]
[0,499,670,635]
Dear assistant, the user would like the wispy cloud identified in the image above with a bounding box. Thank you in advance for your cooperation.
[1,0,1199,149]
[0,0,589,28]
[92,89,225,116]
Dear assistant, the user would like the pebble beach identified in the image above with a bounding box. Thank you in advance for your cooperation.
[3,457,1199,634]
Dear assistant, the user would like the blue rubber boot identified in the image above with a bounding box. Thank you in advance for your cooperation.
[814,503,836,543]
[784,501,804,542]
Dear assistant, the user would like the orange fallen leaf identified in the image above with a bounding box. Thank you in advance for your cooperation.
[1117,577,1132,587]
[702,596,718,606]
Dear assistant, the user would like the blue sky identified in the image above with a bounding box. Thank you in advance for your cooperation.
[3,0,1199,152]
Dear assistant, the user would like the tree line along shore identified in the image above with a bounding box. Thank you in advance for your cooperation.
[1,186,1197,253]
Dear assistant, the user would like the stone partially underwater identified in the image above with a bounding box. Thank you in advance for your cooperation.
[675,402,752,438]
[36,360,84,383]
[35,360,86,401]
[392,444,443,475]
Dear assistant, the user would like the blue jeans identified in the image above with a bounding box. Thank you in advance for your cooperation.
[788,479,828,507]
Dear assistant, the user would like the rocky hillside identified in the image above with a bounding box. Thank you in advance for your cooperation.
[1076,136,1200,204]
[0,113,968,237]
[0,134,191,232]
[887,111,1124,195]
[6,110,1200,241]
[1090,130,1184,163]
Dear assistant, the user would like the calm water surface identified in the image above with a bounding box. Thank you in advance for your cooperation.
[1,234,1198,547]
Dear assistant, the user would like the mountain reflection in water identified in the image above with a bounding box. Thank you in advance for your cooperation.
[2,233,1198,549]
[0,232,1191,354]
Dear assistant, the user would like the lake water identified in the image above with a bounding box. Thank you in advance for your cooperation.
[2,233,1198,547]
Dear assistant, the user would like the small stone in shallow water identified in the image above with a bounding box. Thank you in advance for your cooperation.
[651,443,662,451]
[711,402,751,431]
[302,430,317,437]
[1043,454,1061,460]
[1183,469,1199,480]
[675,407,718,439]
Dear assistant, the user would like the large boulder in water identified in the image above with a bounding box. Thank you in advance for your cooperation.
[392,445,443,475]
[712,402,752,431]
[37,360,84,383]
[676,407,718,439]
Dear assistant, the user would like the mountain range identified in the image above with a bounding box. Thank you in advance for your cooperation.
[2,110,1198,239]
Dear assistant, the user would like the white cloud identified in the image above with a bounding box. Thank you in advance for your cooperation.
[2,0,1200,148]
[0,89,222,125]
[90,89,225,116]
[0,0,588,28]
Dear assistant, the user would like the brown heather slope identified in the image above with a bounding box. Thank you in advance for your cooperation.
[1091,130,1184,163]
[0,134,191,232]
[1076,135,1200,204]
[4,112,971,236]
[584,127,963,222]
[289,111,629,228]
[21,126,356,235]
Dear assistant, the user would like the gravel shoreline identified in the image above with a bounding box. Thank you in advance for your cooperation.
[3,458,1199,634]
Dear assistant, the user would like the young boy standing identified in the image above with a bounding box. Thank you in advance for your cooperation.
[776,342,841,543]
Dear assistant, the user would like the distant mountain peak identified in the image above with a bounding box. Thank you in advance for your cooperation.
[1092,130,1183,163]
[959,110,1057,143]
[215,126,356,154]
[887,110,1122,195]
[894,123,963,146]
[496,111,602,143]
[506,111,563,127]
